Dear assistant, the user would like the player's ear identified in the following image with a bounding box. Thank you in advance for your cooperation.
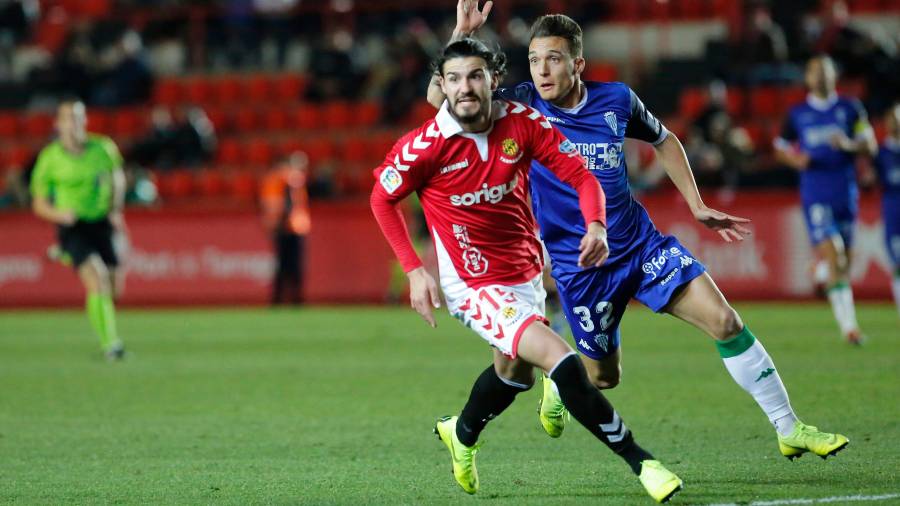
[573,57,586,78]
[490,72,500,91]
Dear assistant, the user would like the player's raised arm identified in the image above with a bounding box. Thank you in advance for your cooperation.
[829,98,877,157]
[369,131,441,327]
[626,89,751,242]
[426,1,494,109]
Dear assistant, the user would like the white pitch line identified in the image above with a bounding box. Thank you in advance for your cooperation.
[708,493,900,506]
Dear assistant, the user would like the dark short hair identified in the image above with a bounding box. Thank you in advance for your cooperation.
[432,38,507,80]
[529,14,583,58]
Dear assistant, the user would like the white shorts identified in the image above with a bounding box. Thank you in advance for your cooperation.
[446,274,548,358]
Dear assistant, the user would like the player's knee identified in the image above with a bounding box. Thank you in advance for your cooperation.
[589,366,621,390]
[713,305,744,340]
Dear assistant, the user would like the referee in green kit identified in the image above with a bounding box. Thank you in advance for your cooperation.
[30,99,128,360]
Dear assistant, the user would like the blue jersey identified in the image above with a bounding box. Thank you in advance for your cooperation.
[497,81,667,278]
[875,139,900,197]
[876,139,900,266]
[496,81,705,360]
[779,95,870,206]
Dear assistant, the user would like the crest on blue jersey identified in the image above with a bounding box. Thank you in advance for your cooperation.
[604,111,618,135]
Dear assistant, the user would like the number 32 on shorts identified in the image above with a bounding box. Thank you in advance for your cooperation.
[572,302,614,333]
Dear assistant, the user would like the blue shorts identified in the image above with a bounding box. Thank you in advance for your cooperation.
[554,233,706,360]
[884,196,900,267]
[803,200,856,248]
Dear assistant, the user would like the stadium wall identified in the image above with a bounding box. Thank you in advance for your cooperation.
[0,191,892,307]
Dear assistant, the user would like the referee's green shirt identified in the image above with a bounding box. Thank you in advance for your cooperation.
[30,134,123,222]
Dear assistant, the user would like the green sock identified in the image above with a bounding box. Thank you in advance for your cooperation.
[86,293,111,351]
[97,294,121,350]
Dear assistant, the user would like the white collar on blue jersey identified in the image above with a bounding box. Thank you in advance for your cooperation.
[436,99,508,138]
[554,82,589,115]
[806,92,839,111]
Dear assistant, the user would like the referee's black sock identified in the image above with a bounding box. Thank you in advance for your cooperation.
[550,353,653,475]
[456,364,531,447]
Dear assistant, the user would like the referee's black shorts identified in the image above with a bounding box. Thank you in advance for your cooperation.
[57,217,119,269]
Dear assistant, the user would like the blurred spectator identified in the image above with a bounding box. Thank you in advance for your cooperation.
[90,28,153,106]
[305,28,357,100]
[129,106,216,169]
[380,23,432,124]
[260,151,311,305]
[686,81,755,192]
[733,2,799,84]
[254,0,299,68]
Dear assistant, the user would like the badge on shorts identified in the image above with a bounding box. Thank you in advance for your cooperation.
[380,167,402,194]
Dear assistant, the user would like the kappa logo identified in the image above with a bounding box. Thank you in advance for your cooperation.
[578,338,595,352]
[604,111,618,135]
[755,367,776,382]
[379,167,402,194]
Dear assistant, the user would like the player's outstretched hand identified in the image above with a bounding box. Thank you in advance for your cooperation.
[693,206,752,243]
[578,221,609,268]
[454,0,493,38]
[407,267,441,328]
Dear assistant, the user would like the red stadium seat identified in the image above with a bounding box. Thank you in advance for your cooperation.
[212,76,243,105]
[323,101,353,129]
[196,169,226,197]
[837,79,867,100]
[0,113,19,138]
[244,138,274,167]
[303,136,336,165]
[184,78,214,106]
[111,108,147,139]
[231,107,260,133]
[410,101,435,125]
[278,138,304,158]
[156,169,195,199]
[6,146,33,169]
[646,0,672,21]
[295,103,323,130]
[217,138,242,166]
[726,88,745,118]
[87,109,111,134]
[780,85,806,112]
[749,87,780,118]
[22,113,54,139]
[583,62,618,83]
[341,137,370,163]
[204,106,230,134]
[679,88,707,120]
[153,79,183,106]
[354,101,382,127]
[272,74,305,103]
[229,171,258,201]
[676,0,705,19]
[245,75,272,103]
[263,106,292,132]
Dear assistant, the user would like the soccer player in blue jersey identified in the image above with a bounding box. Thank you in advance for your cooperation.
[874,102,900,317]
[775,55,878,344]
[429,1,849,464]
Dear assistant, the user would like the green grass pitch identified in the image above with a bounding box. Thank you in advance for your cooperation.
[1,304,898,505]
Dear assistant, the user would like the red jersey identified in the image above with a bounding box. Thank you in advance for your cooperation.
[370,100,606,294]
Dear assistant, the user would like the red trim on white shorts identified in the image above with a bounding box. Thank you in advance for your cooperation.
[510,314,549,359]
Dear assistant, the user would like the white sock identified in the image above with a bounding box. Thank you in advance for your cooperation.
[814,260,830,285]
[892,275,900,317]
[826,283,854,335]
[838,284,859,333]
[718,328,797,436]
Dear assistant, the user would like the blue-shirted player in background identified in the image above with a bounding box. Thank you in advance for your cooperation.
[431,1,849,466]
[874,102,900,317]
[775,55,878,345]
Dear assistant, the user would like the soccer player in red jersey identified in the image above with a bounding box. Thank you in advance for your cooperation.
[370,39,682,503]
